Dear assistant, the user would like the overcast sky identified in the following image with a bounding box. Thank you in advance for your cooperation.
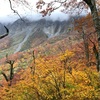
[0,0,85,23]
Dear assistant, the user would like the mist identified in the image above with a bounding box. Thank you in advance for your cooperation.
[0,11,71,24]
[25,11,70,21]
[0,0,87,24]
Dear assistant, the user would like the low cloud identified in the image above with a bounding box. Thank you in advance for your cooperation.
[24,11,70,22]
[45,11,70,21]
[0,10,70,24]
[0,0,87,24]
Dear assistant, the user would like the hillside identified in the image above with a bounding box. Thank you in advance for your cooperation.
[0,14,99,100]
[0,18,74,59]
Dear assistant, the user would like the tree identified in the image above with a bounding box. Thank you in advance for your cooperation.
[7,0,100,71]
[36,0,100,71]
[1,54,15,86]
[75,16,90,66]
[83,0,100,72]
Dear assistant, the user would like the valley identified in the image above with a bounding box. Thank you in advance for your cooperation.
[0,14,99,100]
[0,18,73,58]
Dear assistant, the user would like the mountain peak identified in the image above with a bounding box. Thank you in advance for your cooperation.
[0,16,74,58]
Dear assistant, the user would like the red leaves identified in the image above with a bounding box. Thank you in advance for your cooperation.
[36,0,54,17]
[40,7,54,17]
[36,0,45,9]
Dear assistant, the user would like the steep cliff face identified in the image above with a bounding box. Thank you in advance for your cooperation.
[7,18,73,52]
[0,18,73,58]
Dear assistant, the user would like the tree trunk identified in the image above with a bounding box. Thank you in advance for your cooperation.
[82,27,89,66]
[84,0,100,72]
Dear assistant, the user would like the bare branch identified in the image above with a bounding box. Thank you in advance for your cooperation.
[1,72,9,82]
[0,26,9,39]
[8,0,25,22]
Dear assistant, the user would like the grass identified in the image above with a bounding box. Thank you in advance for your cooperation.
[0,45,17,59]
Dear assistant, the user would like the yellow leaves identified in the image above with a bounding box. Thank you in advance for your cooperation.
[75,85,95,99]
[0,50,99,100]
[0,66,2,72]
[60,50,74,61]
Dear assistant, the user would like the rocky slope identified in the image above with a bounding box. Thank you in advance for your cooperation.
[0,18,73,58]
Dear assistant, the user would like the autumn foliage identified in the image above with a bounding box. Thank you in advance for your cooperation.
[0,48,99,100]
[0,11,100,100]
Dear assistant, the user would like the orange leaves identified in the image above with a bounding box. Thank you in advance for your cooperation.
[74,14,94,33]
[0,49,99,99]
[60,50,74,61]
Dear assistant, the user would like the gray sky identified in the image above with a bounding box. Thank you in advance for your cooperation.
[0,0,85,23]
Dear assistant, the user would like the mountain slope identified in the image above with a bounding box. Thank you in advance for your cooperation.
[0,18,73,58]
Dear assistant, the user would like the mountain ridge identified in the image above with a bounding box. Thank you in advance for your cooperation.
[0,17,74,58]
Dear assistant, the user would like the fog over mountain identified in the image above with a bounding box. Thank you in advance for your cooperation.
[0,11,71,24]
[0,0,70,24]
[0,16,74,58]
[0,0,86,59]
[0,0,87,24]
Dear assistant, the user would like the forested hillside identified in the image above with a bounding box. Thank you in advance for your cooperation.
[0,0,100,100]
[0,13,99,100]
